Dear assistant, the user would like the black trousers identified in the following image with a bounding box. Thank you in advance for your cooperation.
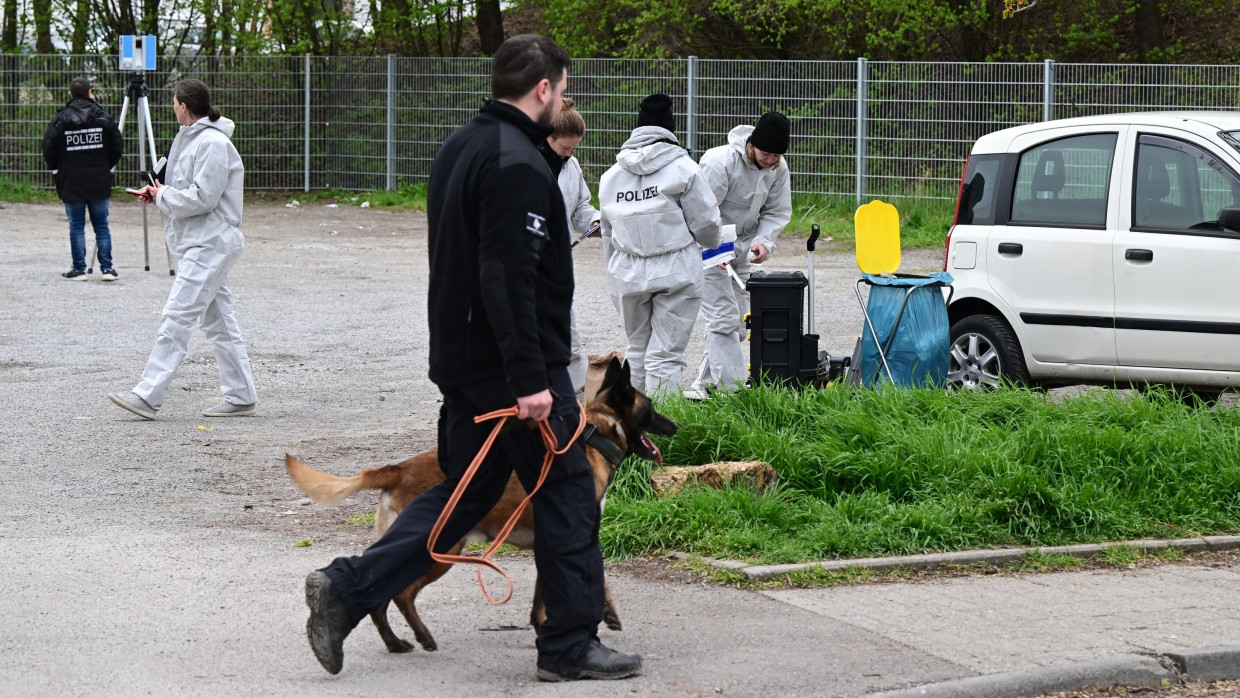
[322,367,605,676]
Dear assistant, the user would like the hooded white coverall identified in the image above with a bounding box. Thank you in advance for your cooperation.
[692,124,792,393]
[132,115,258,410]
[559,155,599,399]
[599,126,722,394]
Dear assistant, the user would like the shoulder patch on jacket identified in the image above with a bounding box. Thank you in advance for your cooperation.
[526,212,548,238]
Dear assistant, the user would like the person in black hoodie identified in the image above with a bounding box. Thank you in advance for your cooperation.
[42,77,124,281]
[302,34,642,683]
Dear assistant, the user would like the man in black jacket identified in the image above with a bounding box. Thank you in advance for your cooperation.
[42,77,124,281]
[302,34,642,683]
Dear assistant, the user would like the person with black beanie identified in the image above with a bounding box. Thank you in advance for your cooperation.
[687,110,793,399]
[598,92,723,395]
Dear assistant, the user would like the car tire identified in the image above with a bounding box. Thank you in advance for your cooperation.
[948,314,1030,389]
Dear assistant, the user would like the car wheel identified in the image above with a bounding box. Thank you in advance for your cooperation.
[948,314,1030,389]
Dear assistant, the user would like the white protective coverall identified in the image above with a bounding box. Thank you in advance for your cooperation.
[692,124,792,393]
[599,126,722,394]
[132,116,258,410]
[559,155,599,399]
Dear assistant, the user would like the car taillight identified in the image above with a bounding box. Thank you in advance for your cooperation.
[945,155,970,271]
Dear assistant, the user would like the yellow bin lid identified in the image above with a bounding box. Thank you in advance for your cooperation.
[854,200,901,275]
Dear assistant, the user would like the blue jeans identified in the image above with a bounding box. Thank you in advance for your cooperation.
[66,198,113,271]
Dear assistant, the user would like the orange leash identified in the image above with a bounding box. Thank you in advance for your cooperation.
[425,400,588,605]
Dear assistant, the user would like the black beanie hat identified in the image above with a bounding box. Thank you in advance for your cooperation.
[749,111,790,155]
[637,93,675,132]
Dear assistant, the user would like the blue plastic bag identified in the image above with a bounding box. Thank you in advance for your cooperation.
[857,272,953,387]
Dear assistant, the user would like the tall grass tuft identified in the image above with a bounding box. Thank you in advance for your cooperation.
[602,385,1240,563]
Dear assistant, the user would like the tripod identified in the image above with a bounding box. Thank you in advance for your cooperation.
[101,71,174,275]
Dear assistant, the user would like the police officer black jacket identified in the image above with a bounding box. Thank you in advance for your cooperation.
[41,97,123,202]
[428,99,573,398]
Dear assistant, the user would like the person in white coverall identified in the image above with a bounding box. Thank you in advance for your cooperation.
[599,93,722,395]
[690,111,792,397]
[107,79,258,420]
[538,97,598,401]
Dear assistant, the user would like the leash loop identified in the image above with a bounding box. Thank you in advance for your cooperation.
[425,399,588,605]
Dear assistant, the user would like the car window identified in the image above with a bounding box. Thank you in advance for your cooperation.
[955,154,1002,225]
[1134,135,1240,232]
[1010,133,1117,228]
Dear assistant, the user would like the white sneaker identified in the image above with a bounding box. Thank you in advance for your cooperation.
[682,388,710,402]
[108,391,157,420]
[202,401,256,417]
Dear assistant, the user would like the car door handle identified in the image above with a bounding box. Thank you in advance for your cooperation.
[997,242,1023,255]
[1125,248,1154,262]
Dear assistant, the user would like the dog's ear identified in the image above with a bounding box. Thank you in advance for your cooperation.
[602,356,624,392]
[615,361,636,402]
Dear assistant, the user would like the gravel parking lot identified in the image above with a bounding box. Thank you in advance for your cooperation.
[0,198,952,696]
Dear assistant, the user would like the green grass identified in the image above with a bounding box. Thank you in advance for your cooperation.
[0,176,61,203]
[258,182,429,211]
[786,193,955,250]
[600,385,1240,564]
[4,178,955,250]
[249,186,953,249]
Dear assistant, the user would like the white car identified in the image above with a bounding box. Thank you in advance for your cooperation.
[945,111,1240,393]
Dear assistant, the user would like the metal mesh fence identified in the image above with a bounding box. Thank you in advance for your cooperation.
[6,56,1240,201]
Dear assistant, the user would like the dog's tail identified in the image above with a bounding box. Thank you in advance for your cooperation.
[285,453,379,504]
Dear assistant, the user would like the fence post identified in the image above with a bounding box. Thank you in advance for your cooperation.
[386,54,395,191]
[1043,59,1055,122]
[304,54,311,193]
[686,55,698,158]
[856,57,868,206]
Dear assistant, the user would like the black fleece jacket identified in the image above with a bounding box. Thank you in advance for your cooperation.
[427,99,573,398]
[41,97,123,202]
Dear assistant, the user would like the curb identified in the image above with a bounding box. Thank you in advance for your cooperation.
[673,534,1240,582]
[867,653,1173,697]
[669,540,1240,697]
[866,647,1240,697]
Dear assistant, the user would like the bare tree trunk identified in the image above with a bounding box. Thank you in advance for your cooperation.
[475,0,503,55]
[119,0,138,35]
[202,0,218,55]
[140,0,159,36]
[1134,0,1163,61]
[2,0,17,51]
[72,0,90,53]
[33,0,54,52]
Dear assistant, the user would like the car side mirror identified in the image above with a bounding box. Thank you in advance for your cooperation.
[1219,207,1240,233]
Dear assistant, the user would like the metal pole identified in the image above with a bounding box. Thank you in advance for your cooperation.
[856,57,868,206]
[1043,59,1055,122]
[386,54,395,191]
[686,55,698,158]
[304,54,311,192]
[137,84,150,271]
[140,89,157,169]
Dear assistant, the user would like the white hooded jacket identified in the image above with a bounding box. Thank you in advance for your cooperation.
[698,124,791,259]
[156,115,245,256]
[599,126,722,260]
[559,155,597,234]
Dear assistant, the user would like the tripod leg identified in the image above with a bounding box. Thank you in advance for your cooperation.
[87,237,96,274]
